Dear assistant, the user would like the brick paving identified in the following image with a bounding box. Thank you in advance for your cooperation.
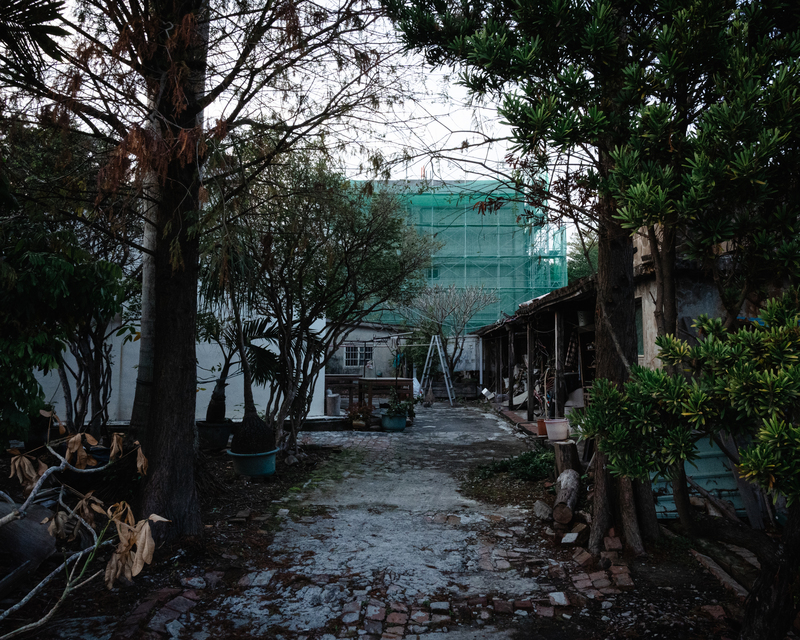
[108,405,655,640]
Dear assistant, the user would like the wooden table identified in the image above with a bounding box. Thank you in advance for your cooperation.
[358,377,414,407]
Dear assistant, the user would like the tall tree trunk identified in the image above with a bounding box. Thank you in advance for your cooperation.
[592,194,638,553]
[589,449,613,555]
[619,476,645,555]
[672,461,694,534]
[139,0,209,541]
[633,478,660,543]
[739,503,800,640]
[140,164,203,541]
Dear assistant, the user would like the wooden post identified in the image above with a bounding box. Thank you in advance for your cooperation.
[507,326,515,410]
[554,441,582,476]
[553,469,581,524]
[495,336,503,397]
[527,320,534,421]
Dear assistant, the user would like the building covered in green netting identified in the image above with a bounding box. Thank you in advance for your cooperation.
[385,180,567,331]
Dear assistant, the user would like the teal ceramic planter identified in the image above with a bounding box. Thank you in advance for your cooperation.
[381,413,407,432]
[227,448,280,477]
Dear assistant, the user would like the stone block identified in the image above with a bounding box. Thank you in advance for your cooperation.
[430,601,450,611]
[536,605,555,618]
[548,592,569,607]
[561,532,579,545]
[592,578,612,589]
[431,614,451,624]
[341,612,360,624]
[534,500,553,521]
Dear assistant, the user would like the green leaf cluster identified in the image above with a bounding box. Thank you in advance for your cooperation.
[577,289,800,504]
[0,218,124,437]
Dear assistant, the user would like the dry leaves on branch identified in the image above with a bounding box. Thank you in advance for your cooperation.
[104,504,168,589]
[40,407,67,436]
[65,433,98,469]
[74,489,105,530]
[8,449,43,496]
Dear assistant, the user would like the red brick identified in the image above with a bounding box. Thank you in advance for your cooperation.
[386,612,408,625]
[164,596,196,614]
[493,600,513,614]
[536,605,554,618]
[514,600,533,610]
[410,610,429,624]
[468,596,488,607]
[613,574,634,588]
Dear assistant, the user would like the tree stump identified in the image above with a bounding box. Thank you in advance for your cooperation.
[553,469,581,524]
[554,441,581,476]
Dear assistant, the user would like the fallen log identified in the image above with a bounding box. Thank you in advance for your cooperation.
[553,468,580,524]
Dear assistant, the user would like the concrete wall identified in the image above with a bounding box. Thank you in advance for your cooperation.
[635,274,727,369]
[38,317,326,423]
[327,326,400,378]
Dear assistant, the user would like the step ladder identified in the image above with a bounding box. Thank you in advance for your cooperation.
[420,335,455,406]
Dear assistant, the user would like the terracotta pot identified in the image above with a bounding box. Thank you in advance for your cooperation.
[537,419,547,436]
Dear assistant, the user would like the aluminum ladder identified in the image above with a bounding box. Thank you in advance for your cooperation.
[420,335,455,406]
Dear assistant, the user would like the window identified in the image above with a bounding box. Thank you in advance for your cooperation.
[635,298,644,357]
[345,345,373,367]
[425,267,440,280]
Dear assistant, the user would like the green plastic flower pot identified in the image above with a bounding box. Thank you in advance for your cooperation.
[227,448,280,477]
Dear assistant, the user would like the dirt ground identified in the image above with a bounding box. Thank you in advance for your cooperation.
[0,406,760,639]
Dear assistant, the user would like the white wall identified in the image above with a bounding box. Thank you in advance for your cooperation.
[38,316,325,423]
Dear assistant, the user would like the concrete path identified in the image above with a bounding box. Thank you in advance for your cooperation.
[184,404,552,639]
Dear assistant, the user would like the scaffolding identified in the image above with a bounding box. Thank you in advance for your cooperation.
[394,180,567,331]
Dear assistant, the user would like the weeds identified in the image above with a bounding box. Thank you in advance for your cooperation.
[474,448,555,482]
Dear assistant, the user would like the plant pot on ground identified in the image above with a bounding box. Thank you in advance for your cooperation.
[381,387,414,432]
[228,413,278,476]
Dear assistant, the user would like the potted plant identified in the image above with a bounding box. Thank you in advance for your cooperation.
[220,248,279,477]
[381,387,413,432]
[348,403,373,429]
[196,314,278,450]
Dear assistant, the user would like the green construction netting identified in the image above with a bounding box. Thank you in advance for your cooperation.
[375,180,566,331]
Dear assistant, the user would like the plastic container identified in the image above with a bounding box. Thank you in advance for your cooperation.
[544,418,570,441]
[227,448,280,476]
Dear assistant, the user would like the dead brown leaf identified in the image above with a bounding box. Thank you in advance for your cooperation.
[65,433,83,466]
[110,433,124,461]
[136,448,148,476]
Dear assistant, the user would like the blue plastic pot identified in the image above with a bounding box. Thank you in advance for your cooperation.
[381,413,407,432]
[227,448,280,477]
